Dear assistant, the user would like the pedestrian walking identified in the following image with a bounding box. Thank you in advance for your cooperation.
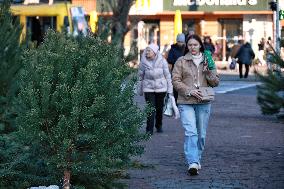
[167,33,186,102]
[235,42,255,78]
[167,33,186,71]
[264,37,274,70]
[137,43,173,135]
[185,29,195,42]
[229,40,243,70]
[257,38,265,66]
[203,36,215,55]
[213,40,222,61]
[172,34,219,176]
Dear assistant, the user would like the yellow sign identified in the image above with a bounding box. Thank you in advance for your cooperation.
[174,10,182,43]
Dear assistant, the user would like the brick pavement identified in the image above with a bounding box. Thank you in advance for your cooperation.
[123,74,284,189]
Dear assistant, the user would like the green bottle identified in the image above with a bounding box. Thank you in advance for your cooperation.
[204,50,216,70]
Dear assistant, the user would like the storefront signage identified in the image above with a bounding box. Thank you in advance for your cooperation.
[23,0,53,5]
[23,0,39,4]
[173,0,257,6]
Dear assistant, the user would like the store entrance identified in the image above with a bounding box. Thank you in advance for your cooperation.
[137,20,160,58]
[27,16,56,45]
[218,19,243,61]
[182,19,201,36]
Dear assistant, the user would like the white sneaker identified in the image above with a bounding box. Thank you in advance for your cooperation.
[198,163,201,170]
[188,163,199,176]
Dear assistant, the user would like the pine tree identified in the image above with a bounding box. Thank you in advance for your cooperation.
[6,31,146,188]
[257,47,284,119]
[0,0,22,132]
[0,1,27,188]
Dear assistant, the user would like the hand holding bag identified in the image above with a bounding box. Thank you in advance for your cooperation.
[170,95,180,119]
[163,94,180,118]
[198,87,215,101]
[163,94,173,117]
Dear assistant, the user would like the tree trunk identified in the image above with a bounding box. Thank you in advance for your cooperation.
[63,170,71,189]
[105,0,135,48]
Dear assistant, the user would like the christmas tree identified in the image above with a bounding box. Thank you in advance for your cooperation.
[0,0,23,132]
[0,1,26,188]
[257,47,284,119]
[8,31,146,188]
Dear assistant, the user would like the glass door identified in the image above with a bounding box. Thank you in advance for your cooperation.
[137,20,160,58]
[218,19,243,61]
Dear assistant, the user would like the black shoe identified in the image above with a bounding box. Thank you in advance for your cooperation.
[156,128,163,133]
[188,163,199,176]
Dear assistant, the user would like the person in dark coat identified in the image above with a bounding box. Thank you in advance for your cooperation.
[203,36,215,55]
[167,33,186,71]
[167,33,185,102]
[235,42,255,78]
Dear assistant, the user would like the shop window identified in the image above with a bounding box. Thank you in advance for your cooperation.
[219,19,242,41]
[218,19,242,61]
[136,20,160,60]
[27,16,57,45]
[137,20,160,50]
[182,19,195,34]
[12,16,19,25]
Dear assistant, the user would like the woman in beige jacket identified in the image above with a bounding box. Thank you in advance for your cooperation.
[137,43,173,135]
[172,34,219,176]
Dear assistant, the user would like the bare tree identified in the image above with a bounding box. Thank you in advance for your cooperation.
[98,0,140,62]
[104,0,135,47]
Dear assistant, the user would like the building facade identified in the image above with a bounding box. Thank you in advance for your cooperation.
[122,0,274,61]
[8,0,281,62]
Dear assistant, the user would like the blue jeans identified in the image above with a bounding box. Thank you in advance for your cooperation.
[178,104,211,165]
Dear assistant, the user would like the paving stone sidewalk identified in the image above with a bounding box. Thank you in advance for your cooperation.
[124,79,284,189]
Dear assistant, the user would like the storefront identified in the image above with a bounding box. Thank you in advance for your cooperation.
[31,0,274,60]
[121,0,273,62]
[10,0,89,44]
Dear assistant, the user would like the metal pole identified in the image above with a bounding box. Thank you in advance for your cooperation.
[273,0,277,52]
[275,0,282,73]
[276,0,280,55]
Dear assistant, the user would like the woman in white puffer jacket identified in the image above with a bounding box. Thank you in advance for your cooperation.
[137,43,173,135]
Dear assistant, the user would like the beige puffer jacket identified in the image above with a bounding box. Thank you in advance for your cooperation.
[172,53,219,104]
[137,51,173,95]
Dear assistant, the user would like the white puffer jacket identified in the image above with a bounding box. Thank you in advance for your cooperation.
[137,51,173,95]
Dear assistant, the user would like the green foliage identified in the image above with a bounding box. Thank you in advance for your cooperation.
[0,1,26,188]
[2,31,146,188]
[257,50,284,115]
[0,0,23,131]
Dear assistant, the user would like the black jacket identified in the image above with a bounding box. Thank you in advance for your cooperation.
[167,44,185,68]
[236,43,255,65]
[204,43,215,54]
